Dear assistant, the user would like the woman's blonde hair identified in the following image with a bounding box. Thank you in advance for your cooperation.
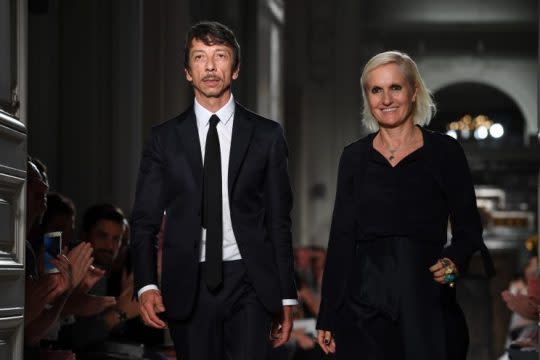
[360,51,436,132]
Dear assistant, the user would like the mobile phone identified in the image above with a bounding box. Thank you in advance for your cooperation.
[43,231,62,273]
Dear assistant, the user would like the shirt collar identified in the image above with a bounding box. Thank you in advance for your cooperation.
[194,95,235,128]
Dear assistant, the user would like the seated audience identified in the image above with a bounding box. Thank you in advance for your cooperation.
[25,159,93,359]
[58,204,162,357]
[284,246,327,360]
[500,235,540,358]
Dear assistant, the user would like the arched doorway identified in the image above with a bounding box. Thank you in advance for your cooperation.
[430,82,525,147]
[428,82,534,196]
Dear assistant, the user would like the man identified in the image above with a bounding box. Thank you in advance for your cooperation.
[58,204,143,351]
[131,21,297,359]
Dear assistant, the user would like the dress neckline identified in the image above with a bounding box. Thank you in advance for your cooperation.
[369,125,425,168]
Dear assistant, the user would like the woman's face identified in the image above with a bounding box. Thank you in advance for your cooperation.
[365,63,417,129]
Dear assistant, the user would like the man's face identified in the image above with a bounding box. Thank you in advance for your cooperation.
[85,219,124,269]
[185,38,239,106]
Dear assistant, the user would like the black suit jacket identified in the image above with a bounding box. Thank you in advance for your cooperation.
[130,103,296,320]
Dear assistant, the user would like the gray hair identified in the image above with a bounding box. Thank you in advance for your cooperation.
[360,51,436,132]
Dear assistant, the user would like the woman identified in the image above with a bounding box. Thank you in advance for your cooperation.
[316,51,494,359]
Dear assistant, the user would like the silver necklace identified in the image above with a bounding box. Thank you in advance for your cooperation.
[380,137,402,161]
[388,147,400,161]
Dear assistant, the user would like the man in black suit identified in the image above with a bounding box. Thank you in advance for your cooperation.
[130,21,297,360]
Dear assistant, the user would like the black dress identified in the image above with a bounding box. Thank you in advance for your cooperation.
[317,127,494,360]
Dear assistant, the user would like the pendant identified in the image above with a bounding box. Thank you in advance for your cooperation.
[388,155,395,161]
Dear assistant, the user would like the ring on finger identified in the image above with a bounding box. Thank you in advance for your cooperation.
[440,258,450,268]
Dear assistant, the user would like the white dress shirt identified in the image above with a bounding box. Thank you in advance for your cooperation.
[138,95,297,306]
[194,95,242,262]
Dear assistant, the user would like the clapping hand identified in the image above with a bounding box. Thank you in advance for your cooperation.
[66,242,94,289]
[501,290,538,320]
[79,265,106,293]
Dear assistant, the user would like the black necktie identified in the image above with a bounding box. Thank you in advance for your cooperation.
[202,114,223,291]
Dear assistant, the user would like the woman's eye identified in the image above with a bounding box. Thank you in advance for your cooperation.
[391,85,402,91]
[371,87,382,94]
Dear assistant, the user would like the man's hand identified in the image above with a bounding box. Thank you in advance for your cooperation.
[66,242,94,288]
[139,289,167,329]
[317,330,336,354]
[270,305,294,348]
[25,276,57,324]
[79,265,106,293]
[49,255,73,296]
[502,290,538,320]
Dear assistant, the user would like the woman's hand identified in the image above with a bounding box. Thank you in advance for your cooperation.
[317,330,336,354]
[429,258,459,285]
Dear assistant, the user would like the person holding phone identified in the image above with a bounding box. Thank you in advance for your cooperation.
[24,159,94,352]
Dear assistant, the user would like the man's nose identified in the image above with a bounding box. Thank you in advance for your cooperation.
[206,57,216,71]
[103,238,116,250]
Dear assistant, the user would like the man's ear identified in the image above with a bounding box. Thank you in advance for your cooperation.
[185,68,193,82]
[232,66,240,80]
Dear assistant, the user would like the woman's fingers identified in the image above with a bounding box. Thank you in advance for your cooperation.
[317,330,335,354]
[429,258,459,285]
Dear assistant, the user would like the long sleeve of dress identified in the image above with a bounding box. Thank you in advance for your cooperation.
[440,139,487,274]
[317,148,358,330]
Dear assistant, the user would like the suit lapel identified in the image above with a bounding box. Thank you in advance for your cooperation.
[228,104,254,195]
[176,108,203,187]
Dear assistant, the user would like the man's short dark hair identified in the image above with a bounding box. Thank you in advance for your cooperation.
[184,21,241,72]
[42,192,76,227]
[81,203,125,234]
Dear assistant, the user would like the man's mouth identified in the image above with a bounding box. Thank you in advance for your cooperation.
[203,76,221,82]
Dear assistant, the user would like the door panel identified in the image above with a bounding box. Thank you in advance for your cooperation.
[0,0,26,358]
